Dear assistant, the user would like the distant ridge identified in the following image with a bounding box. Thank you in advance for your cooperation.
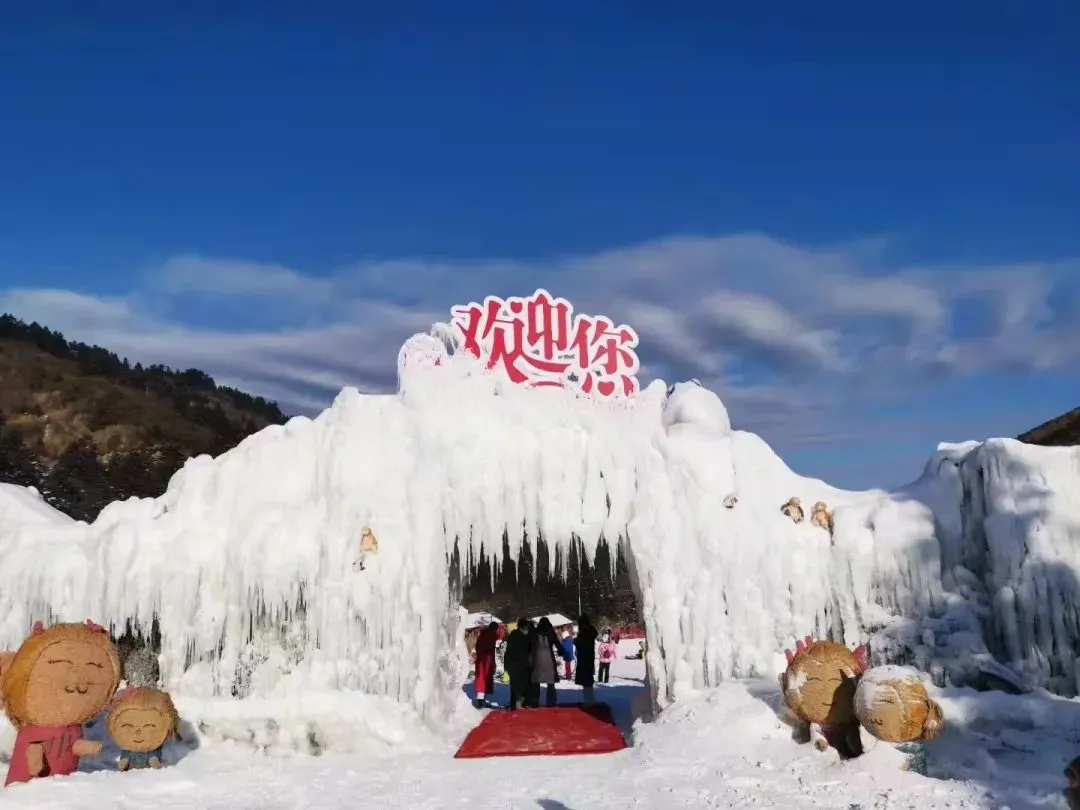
[1017,408,1080,447]
[0,313,288,522]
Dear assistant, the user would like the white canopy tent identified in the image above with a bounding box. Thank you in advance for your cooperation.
[533,613,575,630]
[465,612,503,629]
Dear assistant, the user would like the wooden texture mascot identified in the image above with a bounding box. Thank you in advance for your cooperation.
[854,665,944,774]
[106,686,180,770]
[854,666,944,743]
[2,620,121,786]
[779,635,868,758]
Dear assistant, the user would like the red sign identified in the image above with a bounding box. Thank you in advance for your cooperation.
[449,289,641,397]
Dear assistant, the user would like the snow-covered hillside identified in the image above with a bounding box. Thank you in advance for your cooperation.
[0,329,1078,734]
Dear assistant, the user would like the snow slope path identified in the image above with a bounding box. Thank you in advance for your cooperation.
[1,641,1073,809]
[0,325,1079,736]
[0,680,999,810]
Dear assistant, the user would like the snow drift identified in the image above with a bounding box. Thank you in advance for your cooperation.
[0,482,71,526]
[0,328,1079,734]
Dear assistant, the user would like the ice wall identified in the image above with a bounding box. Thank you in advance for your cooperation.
[840,439,1080,694]
[1,328,1079,728]
[0,338,857,718]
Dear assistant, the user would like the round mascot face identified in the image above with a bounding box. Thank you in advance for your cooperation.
[782,641,861,726]
[108,706,171,752]
[855,670,943,743]
[23,638,119,727]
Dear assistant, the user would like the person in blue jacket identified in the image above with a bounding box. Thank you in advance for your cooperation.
[560,628,575,680]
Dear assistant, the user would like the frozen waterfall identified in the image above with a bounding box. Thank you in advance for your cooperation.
[1,334,1079,731]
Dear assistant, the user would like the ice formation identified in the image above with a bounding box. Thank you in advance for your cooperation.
[0,326,1079,736]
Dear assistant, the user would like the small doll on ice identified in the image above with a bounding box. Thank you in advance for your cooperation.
[1,620,121,787]
[353,527,379,571]
[106,686,180,771]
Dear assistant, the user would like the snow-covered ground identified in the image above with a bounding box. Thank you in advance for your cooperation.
[2,642,1076,809]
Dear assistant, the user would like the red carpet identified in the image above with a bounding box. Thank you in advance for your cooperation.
[454,703,628,759]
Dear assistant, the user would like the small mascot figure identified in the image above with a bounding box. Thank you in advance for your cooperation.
[360,527,378,553]
[107,686,180,771]
[779,635,868,758]
[810,501,834,532]
[2,620,121,787]
[781,497,805,523]
[1064,755,1080,810]
[354,527,379,571]
[855,665,943,774]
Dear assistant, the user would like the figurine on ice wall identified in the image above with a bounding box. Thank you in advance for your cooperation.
[354,526,379,571]
[106,687,180,770]
[1,621,122,786]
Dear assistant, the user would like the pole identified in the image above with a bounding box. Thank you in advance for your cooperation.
[576,537,582,618]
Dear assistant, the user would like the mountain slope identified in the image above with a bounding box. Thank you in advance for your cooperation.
[1018,407,1080,446]
[0,314,288,521]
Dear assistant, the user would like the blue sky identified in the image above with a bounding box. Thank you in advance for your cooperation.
[0,1,1077,488]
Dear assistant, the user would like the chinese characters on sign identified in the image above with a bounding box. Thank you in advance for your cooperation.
[449,289,641,397]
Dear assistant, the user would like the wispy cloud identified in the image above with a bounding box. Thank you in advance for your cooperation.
[156,255,336,303]
[2,232,1077,486]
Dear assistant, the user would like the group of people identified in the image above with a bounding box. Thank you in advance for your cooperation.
[471,615,619,710]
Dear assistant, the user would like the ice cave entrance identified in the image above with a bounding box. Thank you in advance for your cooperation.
[456,532,651,727]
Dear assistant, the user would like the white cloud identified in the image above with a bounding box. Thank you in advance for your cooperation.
[156,255,335,303]
[2,233,1077,487]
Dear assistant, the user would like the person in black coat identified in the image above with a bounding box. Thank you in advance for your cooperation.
[503,618,533,710]
[573,614,599,705]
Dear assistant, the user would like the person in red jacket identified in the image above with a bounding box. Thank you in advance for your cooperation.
[473,621,500,708]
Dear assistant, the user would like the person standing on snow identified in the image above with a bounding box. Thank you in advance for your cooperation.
[503,618,533,710]
[573,614,599,705]
[597,631,617,684]
[528,617,565,707]
[560,629,575,680]
[473,621,500,708]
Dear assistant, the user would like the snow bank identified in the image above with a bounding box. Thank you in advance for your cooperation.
[634,680,967,805]
[0,482,73,525]
[633,677,1078,809]
[1,324,1079,740]
[0,688,462,767]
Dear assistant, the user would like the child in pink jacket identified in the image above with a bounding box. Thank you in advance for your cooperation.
[597,632,617,683]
